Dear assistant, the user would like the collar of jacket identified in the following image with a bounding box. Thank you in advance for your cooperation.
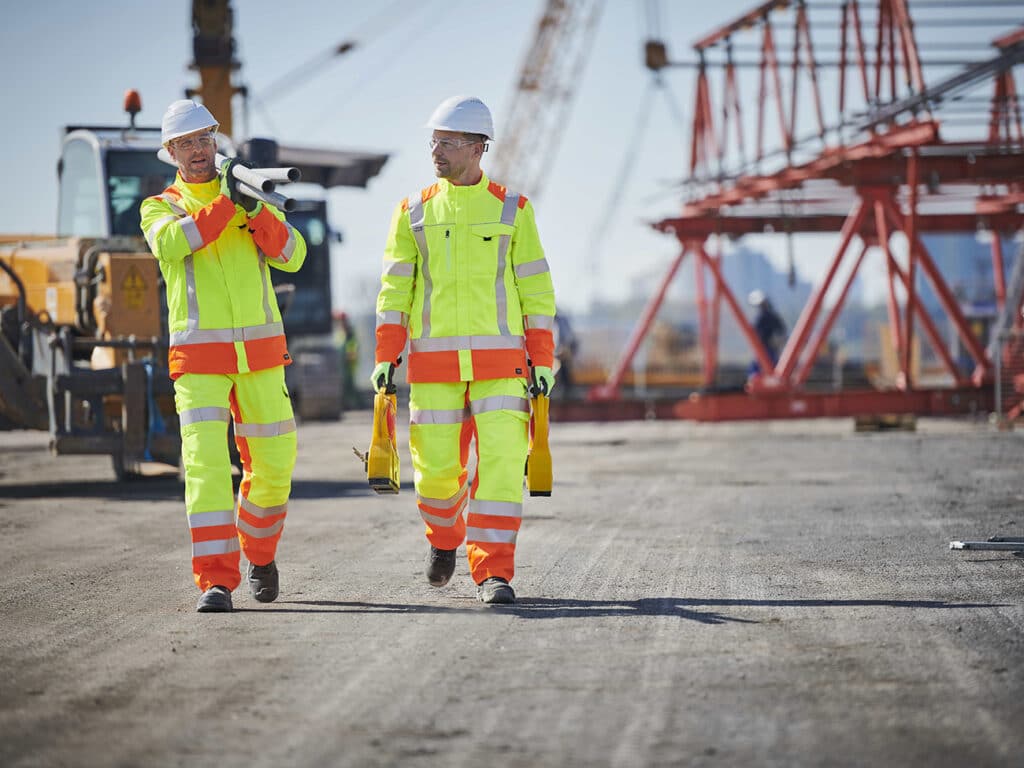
[174,172,221,204]
[437,171,489,195]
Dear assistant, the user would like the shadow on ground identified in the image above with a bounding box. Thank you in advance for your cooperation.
[260,596,1004,625]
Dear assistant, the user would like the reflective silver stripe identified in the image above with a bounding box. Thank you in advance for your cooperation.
[187,509,236,528]
[421,509,460,528]
[471,499,523,518]
[376,310,409,328]
[465,526,518,544]
[145,214,178,247]
[170,321,284,347]
[258,251,273,323]
[383,260,415,278]
[179,406,231,427]
[234,418,297,438]
[494,193,519,335]
[239,496,288,520]
[515,258,550,279]
[470,395,529,416]
[192,538,240,558]
[237,517,285,539]
[410,335,525,353]
[275,225,297,263]
[158,194,188,216]
[179,216,205,253]
[407,192,432,337]
[410,406,467,425]
[184,255,199,329]
[416,483,469,510]
[524,315,556,331]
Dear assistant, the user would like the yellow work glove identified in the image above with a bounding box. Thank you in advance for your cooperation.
[531,365,554,396]
[370,362,395,393]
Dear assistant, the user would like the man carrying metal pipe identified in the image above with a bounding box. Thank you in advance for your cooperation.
[140,99,307,613]
[371,95,557,605]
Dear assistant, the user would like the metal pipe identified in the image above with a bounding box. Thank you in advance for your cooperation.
[252,167,301,184]
[214,153,275,193]
[235,180,296,212]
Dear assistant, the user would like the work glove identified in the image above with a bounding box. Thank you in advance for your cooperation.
[531,365,554,396]
[219,158,258,213]
[370,361,395,393]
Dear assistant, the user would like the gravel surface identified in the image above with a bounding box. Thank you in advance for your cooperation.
[0,413,1021,767]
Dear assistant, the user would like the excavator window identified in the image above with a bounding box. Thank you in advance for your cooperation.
[58,138,104,237]
[106,151,176,237]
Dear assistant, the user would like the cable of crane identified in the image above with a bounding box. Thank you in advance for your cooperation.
[301,0,449,133]
[580,78,658,302]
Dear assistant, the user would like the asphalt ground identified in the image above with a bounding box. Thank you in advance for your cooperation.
[0,412,1021,767]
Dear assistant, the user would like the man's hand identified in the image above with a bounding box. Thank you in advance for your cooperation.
[370,361,395,392]
[531,366,554,396]
[219,158,258,213]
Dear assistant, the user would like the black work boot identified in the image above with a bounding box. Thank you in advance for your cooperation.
[425,547,457,587]
[247,560,279,603]
[476,577,515,605]
[196,585,233,613]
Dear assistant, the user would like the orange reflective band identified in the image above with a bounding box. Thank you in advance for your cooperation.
[168,335,290,378]
[486,181,528,209]
[407,348,529,383]
[189,523,237,543]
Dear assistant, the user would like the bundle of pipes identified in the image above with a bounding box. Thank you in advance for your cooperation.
[156,148,302,211]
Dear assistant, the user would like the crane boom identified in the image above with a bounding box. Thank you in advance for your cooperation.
[489,0,604,199]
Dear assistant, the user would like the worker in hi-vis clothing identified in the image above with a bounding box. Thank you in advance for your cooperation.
[372,95,557,605]
[140,100,306,613]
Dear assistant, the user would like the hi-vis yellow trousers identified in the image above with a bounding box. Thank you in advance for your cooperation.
[174,367,297,592]
[409,378,530,584]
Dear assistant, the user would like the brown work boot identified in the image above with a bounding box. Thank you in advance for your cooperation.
[425,546,457,587]
[196,585,232,613]
[476,577,515,605]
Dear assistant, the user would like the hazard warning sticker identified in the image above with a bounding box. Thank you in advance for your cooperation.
[121,265,146,310]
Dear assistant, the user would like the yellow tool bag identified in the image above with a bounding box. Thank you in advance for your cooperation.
[354,386,400,494]
[525,392,552,497]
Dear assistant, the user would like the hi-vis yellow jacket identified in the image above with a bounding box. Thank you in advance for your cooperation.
[375,173,556,383]
[140,175,306,379]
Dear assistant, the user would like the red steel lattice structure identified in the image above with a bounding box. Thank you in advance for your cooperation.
[587,0,1024,421]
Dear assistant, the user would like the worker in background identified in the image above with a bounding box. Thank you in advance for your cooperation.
[333,310,363,409]
[748,289,786,375]
[140,100,307,613]
[553,308,579,399]
[372,95,557,605]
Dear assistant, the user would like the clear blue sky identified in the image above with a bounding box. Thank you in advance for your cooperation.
[3,1,1011,314]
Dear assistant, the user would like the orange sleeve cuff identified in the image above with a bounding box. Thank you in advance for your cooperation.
[525,328,554,368]
[247,204,289,256]
[375,324,407,365]
[194,195,236,245]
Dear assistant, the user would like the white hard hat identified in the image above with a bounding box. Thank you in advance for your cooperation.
[748,289,767,307]
[425,95,494,140]
[161,99,219,145]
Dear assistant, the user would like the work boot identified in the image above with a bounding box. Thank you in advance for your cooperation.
[425,546,457,587]
[476,577,515,605]
[196,585,232,613]
[247,560,279,603]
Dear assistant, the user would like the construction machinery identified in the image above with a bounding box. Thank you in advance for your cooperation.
[0,0,389,477]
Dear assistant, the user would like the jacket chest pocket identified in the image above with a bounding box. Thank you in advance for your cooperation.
[468,222,515,277]
[421,223,454,274]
